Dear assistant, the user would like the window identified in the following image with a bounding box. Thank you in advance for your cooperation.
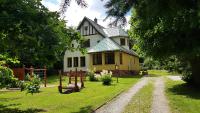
[120,53,123,64]
[67,57,72,67]
[81,39,90,48]
[93,53,102,65]
[105,52,115,64]
[84,26,88,31]
[71,44,74,48]
[73,57,78,67]
[80,56,86,67]
[120,38,126,46]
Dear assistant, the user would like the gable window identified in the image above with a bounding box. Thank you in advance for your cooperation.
[84,26,88,31]
[80,56,86,67]
[67,57,72,67]
[120,38,126,46]
[81,39,90,48]
[73,57,79,67]
[93,53,102,65]
[120,53,123,64]
[105,52,115,64]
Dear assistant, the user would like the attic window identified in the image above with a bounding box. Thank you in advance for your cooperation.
[120,38,126,46]
[84,26,88,31]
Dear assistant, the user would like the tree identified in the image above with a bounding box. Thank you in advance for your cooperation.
[104,0,200,86]
[0,0,83,68]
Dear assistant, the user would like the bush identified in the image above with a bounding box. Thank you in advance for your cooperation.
[25,73,41,94]
[87,69,98,81]
[100,70,112,85]
[0,66,19,89]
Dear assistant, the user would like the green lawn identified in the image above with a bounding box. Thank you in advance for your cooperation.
[0,75,141,113]
[123,80,154,113]
[165,79,200,113]
[148,70,171,77]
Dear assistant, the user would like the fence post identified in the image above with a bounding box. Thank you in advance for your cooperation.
[74,68,78,91]
[30,66,33,78]
[58,70,62,93]
[44,66,47,87]
[69,70,72,84]
[80,70,84,88]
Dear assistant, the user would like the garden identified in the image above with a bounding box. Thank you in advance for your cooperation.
[0,73,142,113]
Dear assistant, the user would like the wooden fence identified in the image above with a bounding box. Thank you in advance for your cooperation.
[12,66,47,87]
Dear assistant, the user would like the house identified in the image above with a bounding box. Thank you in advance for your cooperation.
[64,17,140,75]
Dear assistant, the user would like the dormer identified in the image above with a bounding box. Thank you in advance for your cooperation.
[103,27,130,50]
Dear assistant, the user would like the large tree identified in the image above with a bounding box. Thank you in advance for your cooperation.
[103,0,200,86]
[0,0,82,68]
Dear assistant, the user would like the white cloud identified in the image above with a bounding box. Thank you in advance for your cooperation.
[41,0,131,29]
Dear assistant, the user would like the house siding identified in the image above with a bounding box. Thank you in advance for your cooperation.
[88,51,140,73]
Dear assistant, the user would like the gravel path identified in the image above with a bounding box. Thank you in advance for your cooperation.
[167,76,182,81]
[95,77,149,113]
[151,77,170,113]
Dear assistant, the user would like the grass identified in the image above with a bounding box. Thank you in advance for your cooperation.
[148,70,171,77]
[0,75,142,113]
[123,80,154,113]
[165,79,200,113]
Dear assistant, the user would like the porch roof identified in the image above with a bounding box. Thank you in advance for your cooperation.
[88,38,138,57]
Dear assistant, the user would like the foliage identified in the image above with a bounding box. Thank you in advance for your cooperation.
[100,70,112,85]
[143,57,161,70]
[0,66,18,89]
[0,54,20,89]
[86,69,98,81]
[25,73,41,94]
[0,0,83,68]
[104,0,200,86]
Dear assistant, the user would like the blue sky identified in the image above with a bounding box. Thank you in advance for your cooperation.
[41,0,131,29]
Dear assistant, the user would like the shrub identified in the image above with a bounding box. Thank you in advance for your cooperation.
[87,69,98,81]
[0,66,19,89]
[25,73,41,94]
[100,70,112,85]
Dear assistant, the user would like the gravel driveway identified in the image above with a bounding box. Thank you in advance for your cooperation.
[151,77,170,113]
[95,77,149,113]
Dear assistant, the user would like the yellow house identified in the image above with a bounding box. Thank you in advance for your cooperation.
[64,17,140,75]
[88,38,140,74]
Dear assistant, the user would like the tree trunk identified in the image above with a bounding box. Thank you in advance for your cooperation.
[190,57,200,87]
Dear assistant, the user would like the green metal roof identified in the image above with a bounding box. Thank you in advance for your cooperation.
[88,38,120,52]
[88,38,138,57]
[103,27,128,37]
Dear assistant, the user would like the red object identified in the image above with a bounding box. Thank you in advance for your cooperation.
[12,68,25,80]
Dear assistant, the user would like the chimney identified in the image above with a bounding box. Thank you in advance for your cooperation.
[94,18,97,23]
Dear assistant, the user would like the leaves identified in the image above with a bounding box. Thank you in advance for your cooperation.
[0,0,83,68]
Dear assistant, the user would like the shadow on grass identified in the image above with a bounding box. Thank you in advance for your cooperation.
[0,104,46,113]
[116,75,143,78]
[71,106,93,113]
[168,83,200,99]
[0,97,21,102]
[147,74,161,77]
